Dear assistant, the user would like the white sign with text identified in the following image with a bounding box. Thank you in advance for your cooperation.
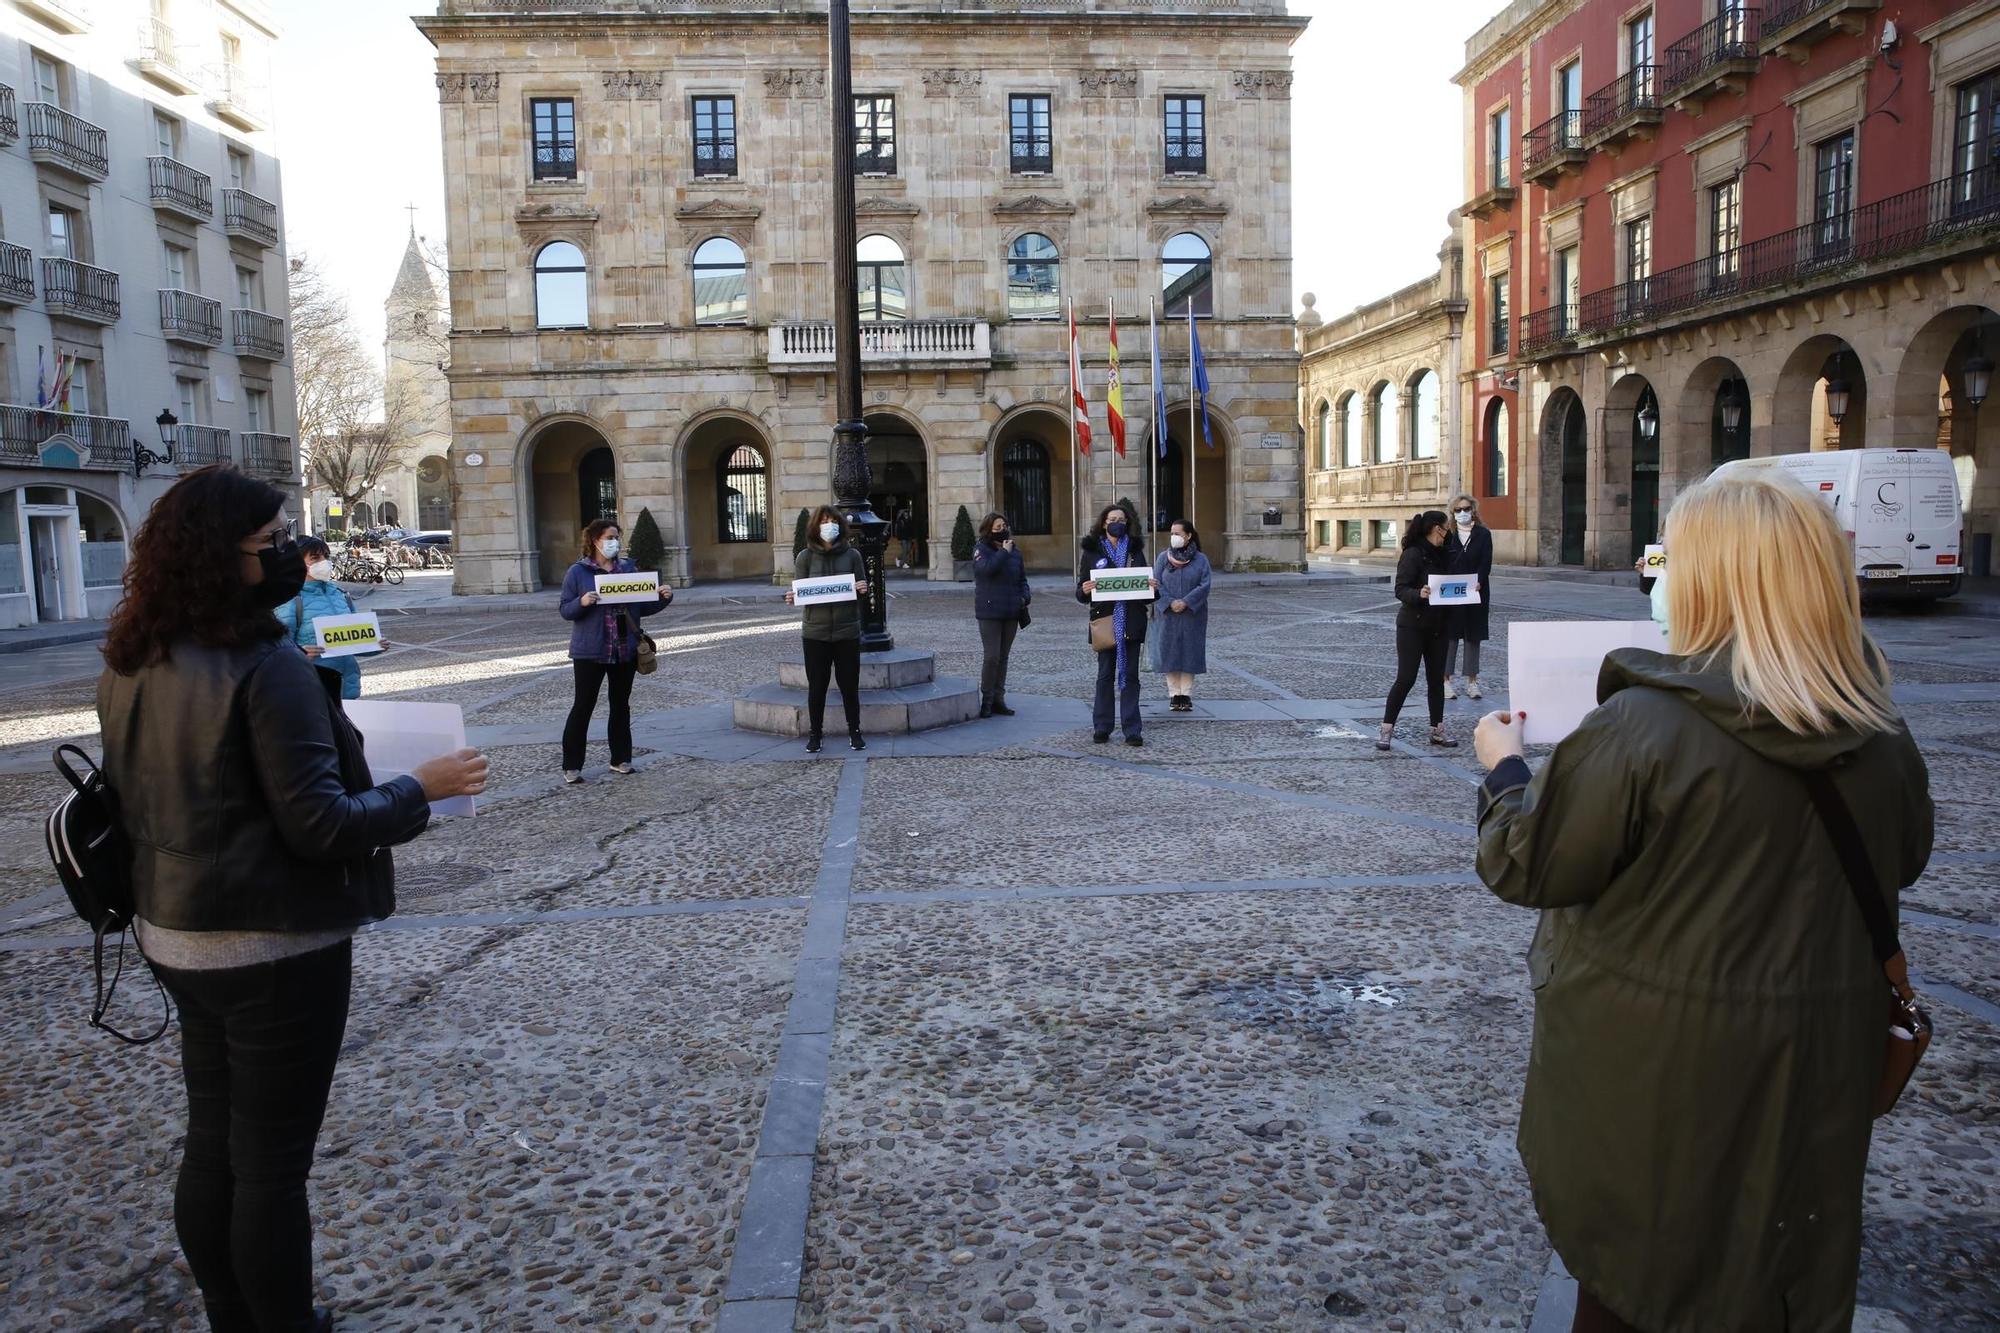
[1089,570,1155,602]
[792,573,858,606]
[593,571,660,604]
[312,612,383,658]
[1428,574,1481,606]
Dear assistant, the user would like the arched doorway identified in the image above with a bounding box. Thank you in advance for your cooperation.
[1773,335,1868,455]
[526,418,617,586]
[381,501,400,528]
[1678,357,1751,477]
[683,415,775,581]
[1895,305,2000,576]
[1141,404,1229,566]
[416,455,452,531]
[1540,389,1588,566]
[351,501,374,531]
[1605,373,1660,566]
[1482,397,1511,498]
[864,412,927,571]
[988,406,1073,571]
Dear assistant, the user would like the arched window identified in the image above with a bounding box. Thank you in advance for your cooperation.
[1410,370,1441,460]
[1485,397,1511,496]
[1340,391,1363,467]
[718,444,769,543]
[1316,401,1333,470]
[1007,233,1060,321]
[351,501,374,530]
[1002,438,1053,535]
[1161,232,1212,318]
[417,455,452,529]
[857,234,907,322]
[1369,382,1400,463]
[693,237,748,326]
[381,502,400,527]
[534,241,588,329]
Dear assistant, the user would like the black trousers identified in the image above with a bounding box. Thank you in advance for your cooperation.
[154,940,352,1333]
[1384,624,1448,727]
[978,617,1019,703]
[562,658,636,770]
[802,636,861,735]
[1093,645,1142,737]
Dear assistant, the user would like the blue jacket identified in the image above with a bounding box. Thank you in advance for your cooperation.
[274,578,363,699]
[970,538,1030,620]
[558,558,670,661]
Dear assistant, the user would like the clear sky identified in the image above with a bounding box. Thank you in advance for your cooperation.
[270,0,1499,352]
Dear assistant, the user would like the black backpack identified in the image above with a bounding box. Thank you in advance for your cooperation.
[44,744,169,1045]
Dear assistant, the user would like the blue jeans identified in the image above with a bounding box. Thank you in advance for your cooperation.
[1093,646,1142,737]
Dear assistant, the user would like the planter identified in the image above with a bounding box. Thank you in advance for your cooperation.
[952,559,974,582]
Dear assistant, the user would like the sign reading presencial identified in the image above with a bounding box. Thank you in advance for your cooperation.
[341,699,475,818]
[593,570,660,604]
[1428,574,1481,606]
[313,611,383,658]
[792,573,857,606]
[1090,570,1154,602]
[1508,620,1668,745]
[1642,544,1667,576]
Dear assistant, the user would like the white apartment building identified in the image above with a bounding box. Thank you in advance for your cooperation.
[0,0,296,628]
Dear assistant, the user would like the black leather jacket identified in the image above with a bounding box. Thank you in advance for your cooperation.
[96,637,430,933]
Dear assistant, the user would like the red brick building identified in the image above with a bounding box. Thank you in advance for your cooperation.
[1455,0,2000,572]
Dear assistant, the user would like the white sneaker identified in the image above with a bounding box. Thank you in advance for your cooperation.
[563,770,583,785]
[609,762,634,775]
[1443,679,1457,700]
[1466,679,1483,700]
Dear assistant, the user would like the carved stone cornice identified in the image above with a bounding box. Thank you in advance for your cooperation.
[437,72,500,104]
[922,68,983,98]
[673,199,763,223]
[764,68,826,100]
[1146,194,1230,219]
[1232,70,1293,100]
[1077,69,1138,98]
[856,197,921,218]
[993,194,1077,217]
[602,71,665,99]
[515,203,600,235]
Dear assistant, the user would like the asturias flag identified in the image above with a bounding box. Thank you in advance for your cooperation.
[1188,302,1212,448]
[1106,311,1126,458]
[1068,302,1092,455]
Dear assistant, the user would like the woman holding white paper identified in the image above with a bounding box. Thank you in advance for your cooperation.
[785,504,870,752]
[1468,471,1933,1333]
[1378,510,1457,751]
[558,517,674,783]
[274,536,364,699]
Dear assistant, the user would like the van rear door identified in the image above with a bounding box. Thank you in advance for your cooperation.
[1854,451,1911,579]
[1905,450,1963,586]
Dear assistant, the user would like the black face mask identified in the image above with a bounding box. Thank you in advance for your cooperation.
[990,531,1009,543]
[250,540,307,609]
[1106,522,1128,539]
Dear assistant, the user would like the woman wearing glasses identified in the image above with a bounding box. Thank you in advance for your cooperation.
[1444,493,1493,701]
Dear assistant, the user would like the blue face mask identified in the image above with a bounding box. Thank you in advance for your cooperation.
[1106,521,1128,539]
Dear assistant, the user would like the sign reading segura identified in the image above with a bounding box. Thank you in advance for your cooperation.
[593,571,661,604]
[1090,570,1154,603]
[312,612,383,658]
[792,573,857,607]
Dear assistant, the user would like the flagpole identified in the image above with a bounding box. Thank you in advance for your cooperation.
[1187,313,1197,536]
[1149,298,1159,544]
[1108,305,1118,519]
[1068,299,1080,580]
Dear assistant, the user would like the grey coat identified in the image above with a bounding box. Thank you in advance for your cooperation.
[1151,550,1212,674]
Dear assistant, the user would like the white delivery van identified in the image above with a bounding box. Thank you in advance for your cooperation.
[1712,448,1963,601]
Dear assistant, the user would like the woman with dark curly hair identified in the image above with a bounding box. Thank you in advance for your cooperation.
[98,465,487,1333]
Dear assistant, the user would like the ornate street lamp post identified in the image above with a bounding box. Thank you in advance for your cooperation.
[827,0,892,651]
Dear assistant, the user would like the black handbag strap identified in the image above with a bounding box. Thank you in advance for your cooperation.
[1800,768,1902,971]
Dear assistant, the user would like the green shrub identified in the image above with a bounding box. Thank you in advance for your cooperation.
[792,507,811,557]
[627,507,665,574]
[950,505,976,562]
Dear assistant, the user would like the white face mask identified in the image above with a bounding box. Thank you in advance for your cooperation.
[819,522,842,543]
[1455,512,1474,527]
[1169,534,1187,550]
[598,538,620,558]
[306,560,332,582]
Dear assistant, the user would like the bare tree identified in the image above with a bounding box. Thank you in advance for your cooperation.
[287,251,374,477]
[310,374,426,524]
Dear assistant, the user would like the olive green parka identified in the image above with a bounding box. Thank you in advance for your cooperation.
[1476,648,1932,1333]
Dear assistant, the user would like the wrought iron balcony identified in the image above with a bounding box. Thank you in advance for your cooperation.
[0,405,131,471]
[232,308,285,360]
[1761,0,1879,62]
[148,156,213,222]
[205,63,269,132]
[223,189,279,248]
[24,102,109,182]
[0,84,16,147]
[174,424,231,467]
[0,243,32,305]
[1662,7,1762,108]
[15,0,89,34]
[1518,304,1579,358]
[1581,64,1662,148]
[768,319,991,369]
[41,258,119,324]
[160,289,223,346]
[239,432,293,478]
[1521,110,1585,186]
[136,17,200,94]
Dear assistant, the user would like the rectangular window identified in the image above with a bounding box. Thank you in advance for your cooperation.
[1555,244,1579,334]
[1373,518,1399,549]
[246,387,267,433]
[227,147,249,190]
[1491,106,1511,189]
[1009,94,1052,174]
[1814,130,1855,254]
[1165,95,1206,175]
[1627,11,1654,94]
[176,376,200,425]
[1558,60,1582,114]
[1951,69,2000,208]
[163,242,188,289]
[236,265,260,310]
[1625,216,1652,285]
[32,53,62,106]
[68,359,92,414]
[1709,177,1742,282]
[691,95,737,178]
[854,95,896,175]
[531,98,577,181]
[1489,275,1510,356]
[1341,519,1363,549]
[47,206,75,260]
[154,112,180,159]
[1314,519,1332,549]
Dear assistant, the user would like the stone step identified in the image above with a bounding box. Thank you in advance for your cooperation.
[776,646,938,691]
[734,677,983,736]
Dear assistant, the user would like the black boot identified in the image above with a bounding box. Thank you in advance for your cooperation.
[849,731,867,751]
[805,732,822,753]
[991,698,1016,716]
[979,696,993,719]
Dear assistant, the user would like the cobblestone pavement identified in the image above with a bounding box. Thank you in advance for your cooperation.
[0,576,1995,1331]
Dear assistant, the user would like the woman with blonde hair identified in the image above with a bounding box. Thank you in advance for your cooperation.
[1469,469,1932,1333]
[1443,493,1492,700]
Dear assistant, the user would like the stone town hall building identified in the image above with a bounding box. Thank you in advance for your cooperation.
[416,0,1308,593]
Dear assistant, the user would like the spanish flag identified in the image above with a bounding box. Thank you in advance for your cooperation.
[1106,310,1127,458]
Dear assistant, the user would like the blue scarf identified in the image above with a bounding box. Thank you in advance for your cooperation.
[1104,535,1131,687]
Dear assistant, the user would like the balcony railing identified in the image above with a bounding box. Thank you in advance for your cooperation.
[41,258,120,323]
[148,156,213,221]
[205,63,269,132]
[222,189,279,247]
[239,432,292,477]
[15,0,90,34]
[0,84,16,146]
[160,288,223,346]
[232,308,285,360]
[24,102,109,181]
[1522,110,1584,184]
[0,405,132,471]
[175,424,231,467]
[1581,63,1661,144]
[0,243,32,305]
[769,319,991,367]
[1519,303,1580,358]
[136,17,200,93]
[1523,169,2000,358]
[1662,7,1762,103]
[1762,0,1879,58]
